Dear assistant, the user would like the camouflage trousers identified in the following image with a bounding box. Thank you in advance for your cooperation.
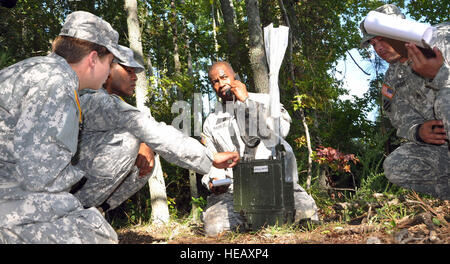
[201,185,319,237]
[383,142,449,200]
[74,130,151,211]
[0,189,118,244]
[435,87,450,142]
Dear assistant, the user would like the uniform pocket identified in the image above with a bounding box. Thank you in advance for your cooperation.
[89,138,124,179]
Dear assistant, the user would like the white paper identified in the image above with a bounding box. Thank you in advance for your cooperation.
[212,178,232,187]
[364,11,436,48]
[264,23,289,119]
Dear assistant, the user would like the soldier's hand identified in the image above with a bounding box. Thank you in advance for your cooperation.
[418,120,447,145]
[230,80,249,102]
[135,143,155,178]
[406,43,444,80]
[209,177,230,195]
[213,152,240,169]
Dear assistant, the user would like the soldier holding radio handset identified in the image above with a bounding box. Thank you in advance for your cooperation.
[200,61,319,237]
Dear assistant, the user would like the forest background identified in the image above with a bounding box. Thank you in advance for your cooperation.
[1,0,448,243]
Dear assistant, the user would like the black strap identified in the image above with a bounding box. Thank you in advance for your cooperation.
[69,177,87,194]
[99,202,110,212]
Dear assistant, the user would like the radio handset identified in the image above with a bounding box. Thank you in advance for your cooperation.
[226,73,242,100]
[225,89,233,98]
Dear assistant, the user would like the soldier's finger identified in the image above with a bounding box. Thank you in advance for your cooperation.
[406,43,426,65]
[428,120,444,126]
[135,156,143,167]
[227,160,239,168]
[428,139,446,145]
[425,132,447,143]
[430,133,447,139]
[432,126,446,134]
[406,43,418,62]
[433,47,444,62]
[431,131,447,139]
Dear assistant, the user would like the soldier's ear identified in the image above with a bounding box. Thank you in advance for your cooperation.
[86,51,99,68]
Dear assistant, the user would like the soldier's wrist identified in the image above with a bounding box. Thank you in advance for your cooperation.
[415,124,425,143]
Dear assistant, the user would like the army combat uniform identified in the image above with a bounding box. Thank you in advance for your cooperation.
[0,11,129,244]
[73,88,215,211]
[0,53,118,244]
[72,45,150,211]
[381,22,450,199]
[201,93,319,237]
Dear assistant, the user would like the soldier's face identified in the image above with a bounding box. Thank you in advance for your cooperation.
[105,63,137,97]
[370,36,402,63]
[91,53,114,89]
[209,65,235,101]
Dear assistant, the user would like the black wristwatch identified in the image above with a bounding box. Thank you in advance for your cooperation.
[415,124,425,143]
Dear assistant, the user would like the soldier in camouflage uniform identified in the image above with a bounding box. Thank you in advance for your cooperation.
[201,61,319,237]
[0,11,129,243]
[360,4,449,199]
[73,46,240,213]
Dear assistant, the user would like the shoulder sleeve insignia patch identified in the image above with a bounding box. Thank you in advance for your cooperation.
[200,132,207,146]
[381,83,395,99]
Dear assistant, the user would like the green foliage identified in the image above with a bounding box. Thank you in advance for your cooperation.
[1,0,63,65]
[167,197,178,217]
[406,0,450,25]
[107,184,153,228]
[190,196,207,220]
[191,196,207,210]
[0,51,14,69]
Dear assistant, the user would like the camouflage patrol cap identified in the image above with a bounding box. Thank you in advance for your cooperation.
[360,4,406,48]
[59,11,127,63]
[113,45,145,73]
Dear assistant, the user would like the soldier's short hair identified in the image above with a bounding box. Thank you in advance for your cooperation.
[208,61,235,80]
[52,35,111,64]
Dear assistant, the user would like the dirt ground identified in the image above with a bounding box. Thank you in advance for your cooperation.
[117,197,450,244]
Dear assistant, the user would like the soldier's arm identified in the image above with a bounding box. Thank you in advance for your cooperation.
[384,95,426,143]
[84,93,238,174]
[135,143,155,177]
[417,120,447,145]
[200,119,230,192]
[103,96,232,175]
[421,24,450,91]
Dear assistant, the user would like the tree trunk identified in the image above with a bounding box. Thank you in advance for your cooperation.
[218,0,241,72]
[245,0,269,93]
[148,155,170,224]
[300,106,313,189]
[282,0,301,49]
[124,0,169,225]
[189,170,200,222]
[279,0,313,190]
[180,0,201,222]
[125,0,147,110]
[211,1,219,58]
[171,1,184,101]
